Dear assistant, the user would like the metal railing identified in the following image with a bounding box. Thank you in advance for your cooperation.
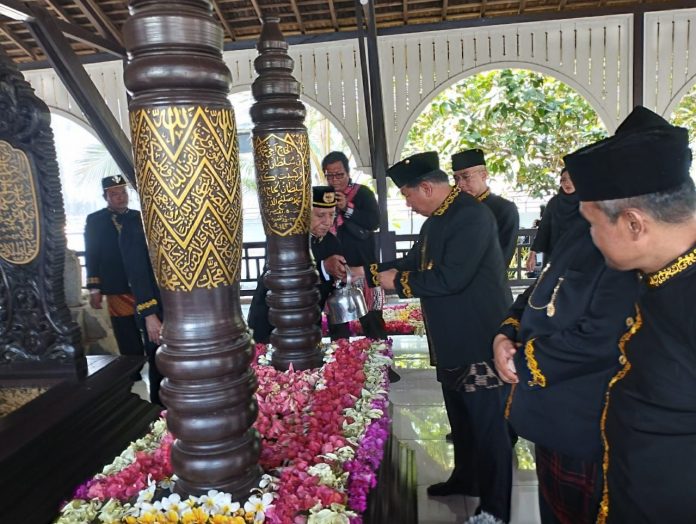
[75,228,536,296]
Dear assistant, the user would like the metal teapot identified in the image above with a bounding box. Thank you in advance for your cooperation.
[326,269,368,324]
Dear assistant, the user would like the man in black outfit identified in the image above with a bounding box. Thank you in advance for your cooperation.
[451,148,520,267]
[248,186,354,343]
[119,211,164,405]
[84,175,144,366]
[359,152,512,522]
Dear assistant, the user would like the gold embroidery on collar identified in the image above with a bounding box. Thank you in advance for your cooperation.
[597,305,643,524]
[477,188,491,202]
[504,383,517,419]
[645,246,696,288]
[432,187,460,216]
[369,263,380,287]
[524,338,546,387]
[400,271,413,298]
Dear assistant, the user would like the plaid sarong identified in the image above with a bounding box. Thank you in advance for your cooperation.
[536,445,601,524]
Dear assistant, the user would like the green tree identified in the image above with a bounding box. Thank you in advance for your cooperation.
[404,69,607,197]
[671,85,696,179]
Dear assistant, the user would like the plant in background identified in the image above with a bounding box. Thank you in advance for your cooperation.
[404,68,608,198]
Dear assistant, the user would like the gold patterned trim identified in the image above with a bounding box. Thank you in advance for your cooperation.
[476,188,491,202]
[645,246,696,288]
[432,187,460,216]
[369,263,380,287]
[596,305,642,524]
[501,317,520,330]
[136,299,158,313]
[524,338,546,387]
[504,383,517,419]
[400,271,413,298]
[87,277,101,285]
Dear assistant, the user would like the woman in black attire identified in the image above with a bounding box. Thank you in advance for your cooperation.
[526,168,585,272]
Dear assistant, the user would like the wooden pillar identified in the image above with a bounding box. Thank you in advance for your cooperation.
[123,0,261,497]
[251,18,323,372]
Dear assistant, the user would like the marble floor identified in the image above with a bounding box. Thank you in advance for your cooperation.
[389,334,540,524]
[132,327,541,524]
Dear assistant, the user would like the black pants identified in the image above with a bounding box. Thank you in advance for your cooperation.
[329,309,388,340]
[442,385,512,522]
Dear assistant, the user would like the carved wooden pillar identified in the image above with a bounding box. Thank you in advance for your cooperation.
[251,18,323,371]
[123,0,260,497]
[0,49,84,379]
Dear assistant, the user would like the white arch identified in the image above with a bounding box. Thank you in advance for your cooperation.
[47,106,100,140]
[392,62,611,164]
[661,73,696,120]
[227,84,364,167]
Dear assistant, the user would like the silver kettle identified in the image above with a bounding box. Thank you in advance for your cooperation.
[326,269,368,324]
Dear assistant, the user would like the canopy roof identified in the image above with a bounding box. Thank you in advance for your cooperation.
[0,0,684,65]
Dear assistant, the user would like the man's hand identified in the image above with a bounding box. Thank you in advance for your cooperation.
[378,269,398,291]
[525,251,537,272]
[144,314,162,344]
[335,192,348,211]
[493,333,519,383]
[324,254,347,280]
[89,291,103,309]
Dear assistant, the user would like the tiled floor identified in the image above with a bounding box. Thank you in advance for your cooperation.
[132,315,541,524]
[390,335,540,524]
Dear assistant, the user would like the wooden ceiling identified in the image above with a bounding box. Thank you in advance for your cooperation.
[0,0,686,66]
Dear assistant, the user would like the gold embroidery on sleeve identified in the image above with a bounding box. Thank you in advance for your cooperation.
[400,271,413,298]
[524,338,546,387]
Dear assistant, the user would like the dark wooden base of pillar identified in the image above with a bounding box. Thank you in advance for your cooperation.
[0,355,162,524]
[364,433,418,524]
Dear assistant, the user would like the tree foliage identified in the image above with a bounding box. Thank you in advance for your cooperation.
[403,69,607,197]
[671,83,696,180]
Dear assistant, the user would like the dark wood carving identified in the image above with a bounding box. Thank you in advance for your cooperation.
[123,0,261,498]
[0,47,84,379]
[251,17,323,372]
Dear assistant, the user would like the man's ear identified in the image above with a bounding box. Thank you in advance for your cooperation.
[623,209,646,238]
[419,180,432,196]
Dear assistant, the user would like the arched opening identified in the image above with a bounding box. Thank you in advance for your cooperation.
[50,111,138,253]
[228,90,364,242]
[670,82,696,181]
[401,68,606,229]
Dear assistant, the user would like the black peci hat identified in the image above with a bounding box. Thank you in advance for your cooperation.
[102,174,127,191]
[564,106,692,202]
[312,186,337,207]
[451,148,486,171]
[387,152,444,188]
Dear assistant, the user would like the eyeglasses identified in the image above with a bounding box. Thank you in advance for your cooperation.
[453,170,485,183]
[325,173,347,180]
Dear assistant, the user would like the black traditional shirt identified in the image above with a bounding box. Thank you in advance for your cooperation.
[366,187,511,376]
[599,244,696,524]
[478,189,520,268]
[498,222,639,461]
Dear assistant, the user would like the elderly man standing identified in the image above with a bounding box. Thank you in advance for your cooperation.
[451,148,520,267]
[359,152,512,522]
[565,106,696,524]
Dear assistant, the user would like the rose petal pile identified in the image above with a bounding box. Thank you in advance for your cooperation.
[55,338,392,524]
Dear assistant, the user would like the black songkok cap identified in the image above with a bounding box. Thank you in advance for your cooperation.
[313,186,337,207]
[102,174,127,190]
[387,152,443,188]
[451,148,486,171]
[564,106,692,201]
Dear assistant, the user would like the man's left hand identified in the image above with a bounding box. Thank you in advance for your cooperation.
[379,269,398,291]
[144,314,162,344]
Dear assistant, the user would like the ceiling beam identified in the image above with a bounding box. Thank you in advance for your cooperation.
[559,0,568,10]
[0,21,36,59]
[328,0,339,30]
[25,4,134,185]
[250,0,263,23]
[481,0,488,17]
[211,0,236,41]
[518,0,527,14]
[288,0,306,34]
[403,0,408,24]
[442,0,448,21]
[43,0,74,23]
[72,0,123,46]
[0,0,123,56]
